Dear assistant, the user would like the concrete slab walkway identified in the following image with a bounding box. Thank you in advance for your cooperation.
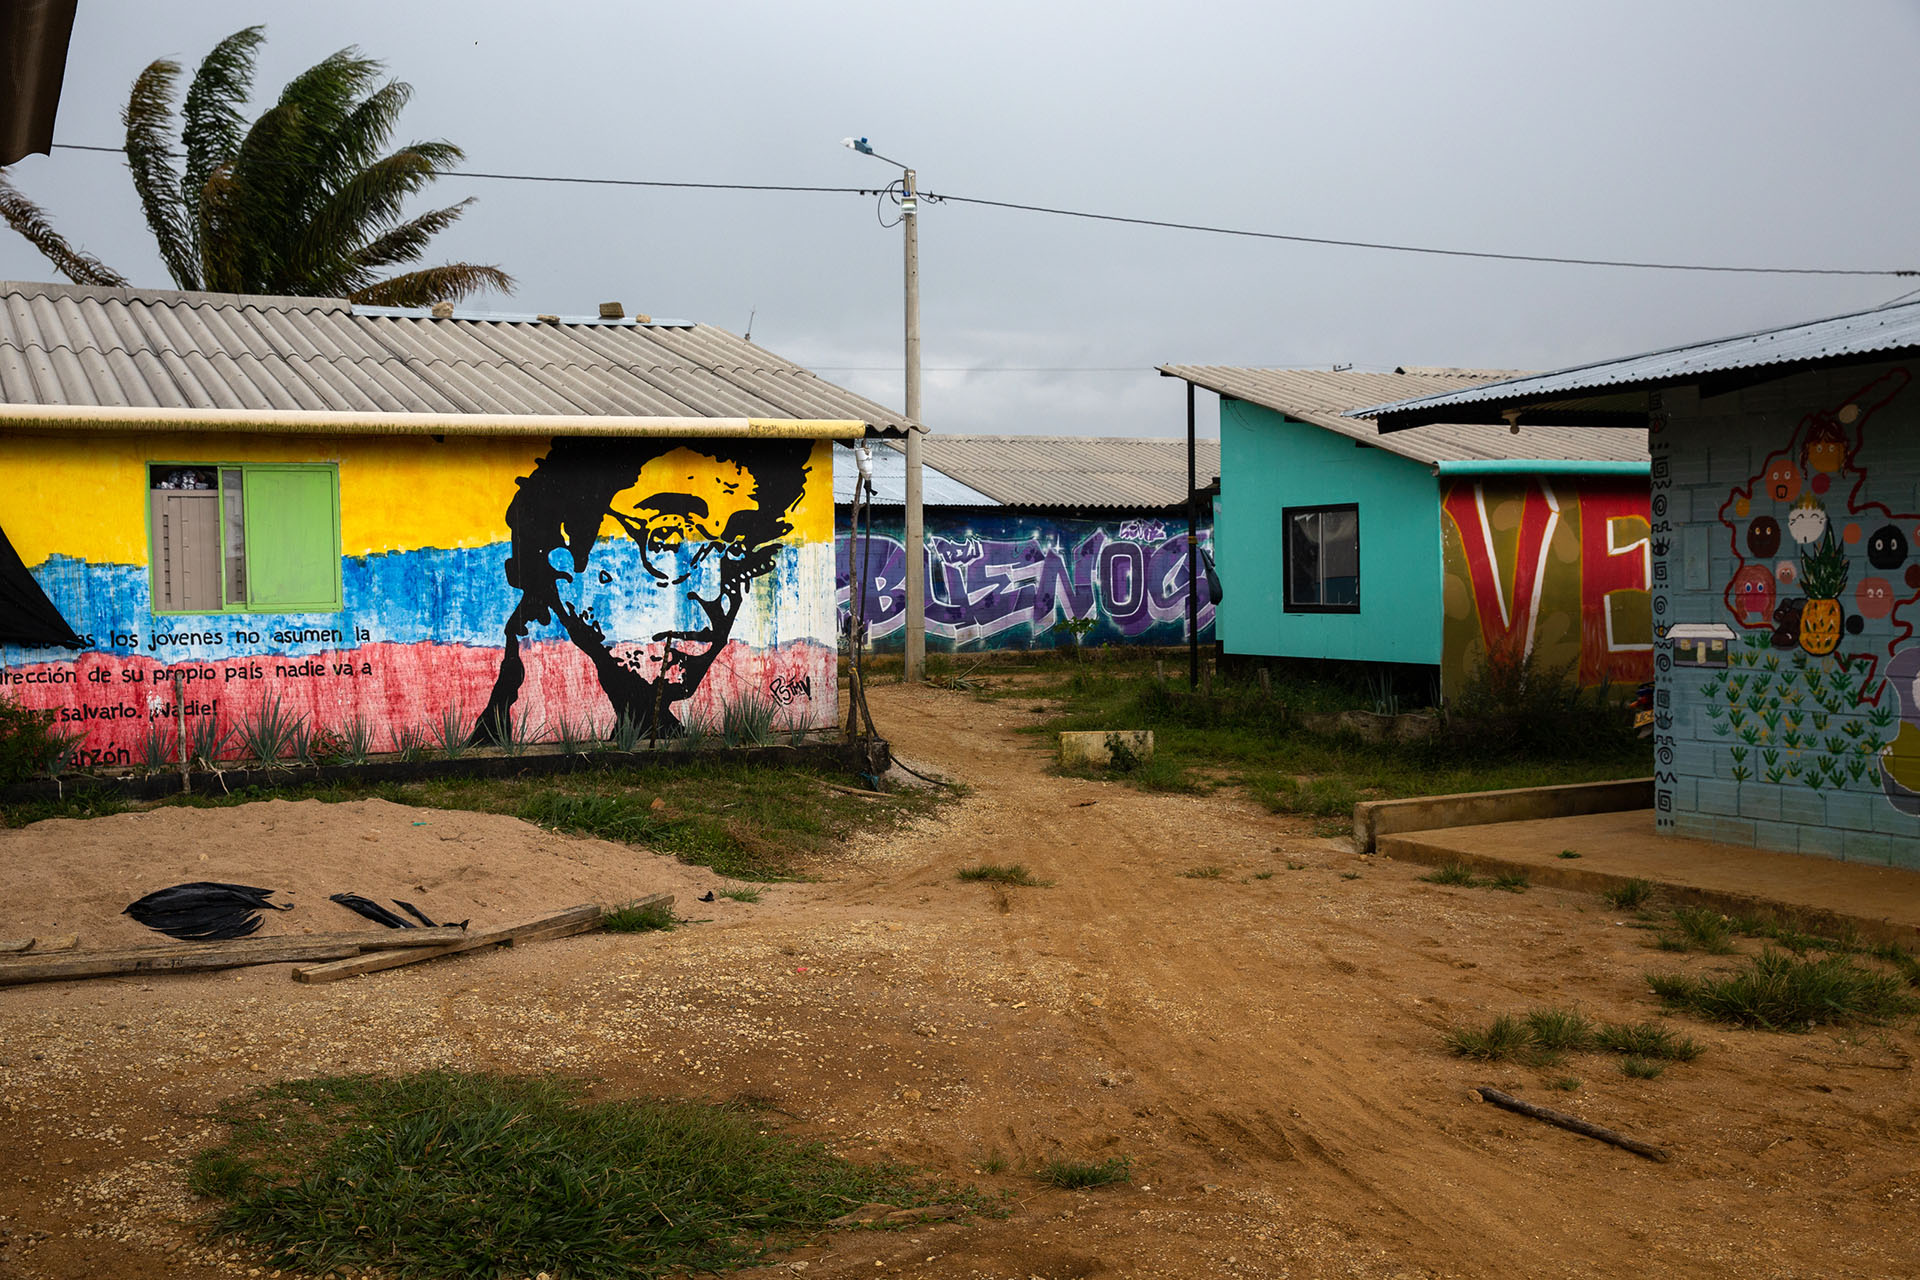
[1379,808,1920,946]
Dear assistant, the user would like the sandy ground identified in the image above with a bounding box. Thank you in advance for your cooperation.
[2,682,1919,1279]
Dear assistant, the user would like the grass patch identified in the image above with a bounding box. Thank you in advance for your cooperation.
[1442,1014,1535,1061]
[1548,1076,1582,1091]
[1035,1155,1131,1189]
[1011,658,1645,819]
[84,759,948,880]
[1444,1007,1703,1067]
[1621,1056,1665,1079]
[1590,1020,1703,1061]
[0,787,131,827]
[1558,849,1582,859]
[1523,1007,1596,1053]
[187,1071,976,1279]
[1657,906,1739,954]
[1648,948,1920,1030]
[1603,878,1656,911]
[718,887,763,904]
[957,863,1051,887]
[602,898,676,932]
[1418,863,1525,891]
[1180,865,1226,880]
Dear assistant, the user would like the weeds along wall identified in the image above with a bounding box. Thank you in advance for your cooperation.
[1652,361,1920,868]
[836,510,1215,650]
[1439,475,1653,699]
[0,430,839,766]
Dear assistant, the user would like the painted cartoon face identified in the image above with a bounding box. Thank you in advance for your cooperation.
[1803,420,1848,475]
[1732,565,1775,624]
[1787,500,1828,546]
[1766,458,1802,503]
[1746,516,1781,559]
[1857,576,1896,620]
[1868,523,1909,571]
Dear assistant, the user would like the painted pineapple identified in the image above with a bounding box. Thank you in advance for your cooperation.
[1798,527,1849,655]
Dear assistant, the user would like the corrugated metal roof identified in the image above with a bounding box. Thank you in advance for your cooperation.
[832,444,999,506]
[1160,365,1647,465]
[1353,298,1920,429]
[0,280,918,432]
[881,434,1221,509]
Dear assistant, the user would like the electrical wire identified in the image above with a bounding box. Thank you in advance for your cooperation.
[917,190,1916,278]
[47,140,1915,278]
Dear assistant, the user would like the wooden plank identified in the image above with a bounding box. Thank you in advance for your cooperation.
[0,939,33,954]
[292,904,605,984]
[0,927,467,969]
[0,939,367,986]
[1475,1086,1672,1163]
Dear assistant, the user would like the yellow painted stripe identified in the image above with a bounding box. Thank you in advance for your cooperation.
[2,433,836,566]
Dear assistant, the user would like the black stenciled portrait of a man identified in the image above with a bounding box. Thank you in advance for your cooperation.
[474,435,814,741]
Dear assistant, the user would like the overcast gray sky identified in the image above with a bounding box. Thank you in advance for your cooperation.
[5,0,1918,437]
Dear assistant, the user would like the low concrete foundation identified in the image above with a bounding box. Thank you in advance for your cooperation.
[1058,730,1153,769]
[1354,777,1653,852]
[1378,808,1920,948]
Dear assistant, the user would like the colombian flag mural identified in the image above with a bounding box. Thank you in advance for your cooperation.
[0,430,839,767]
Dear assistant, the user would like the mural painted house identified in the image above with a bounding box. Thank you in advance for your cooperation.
[1361,299,1920,870]
[837,435,1220,651]
[1159,366,1652,697]
[0,281,919,768]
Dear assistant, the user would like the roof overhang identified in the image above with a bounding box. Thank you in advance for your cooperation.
[0,403,869,439]
[1369,392,1650,432]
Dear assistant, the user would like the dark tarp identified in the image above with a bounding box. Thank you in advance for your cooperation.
[0,521,82,648]
[1,0,78,165]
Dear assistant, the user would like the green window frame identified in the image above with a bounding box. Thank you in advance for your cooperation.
[147,462,343,615]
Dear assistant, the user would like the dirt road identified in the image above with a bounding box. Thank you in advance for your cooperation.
[3,681,1918,1279]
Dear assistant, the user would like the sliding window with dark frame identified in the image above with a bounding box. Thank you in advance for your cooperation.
[1283,503,1359,614]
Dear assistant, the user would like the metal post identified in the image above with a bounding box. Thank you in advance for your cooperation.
[902,166,925,685]
[1187,379,1198,691]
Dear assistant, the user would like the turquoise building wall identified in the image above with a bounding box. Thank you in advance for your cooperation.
[1216,399,1442,664]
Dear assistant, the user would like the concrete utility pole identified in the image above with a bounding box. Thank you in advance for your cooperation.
[901,166,926,684]
[843,136,926,684]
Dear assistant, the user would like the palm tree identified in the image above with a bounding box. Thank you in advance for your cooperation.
[4,26,511,305]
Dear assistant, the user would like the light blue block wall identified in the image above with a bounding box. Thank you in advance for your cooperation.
[1215,400,1441,664]
[1652,360,1920,870]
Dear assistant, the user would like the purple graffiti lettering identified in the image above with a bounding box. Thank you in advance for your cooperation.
[837,521,1215,649]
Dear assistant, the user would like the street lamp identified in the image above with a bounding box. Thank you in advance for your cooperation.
[842,136,926,685]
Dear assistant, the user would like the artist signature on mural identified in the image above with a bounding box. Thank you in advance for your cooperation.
[768,674,813,705]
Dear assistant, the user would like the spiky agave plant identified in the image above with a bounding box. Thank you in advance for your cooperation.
[1798,527,1849,657]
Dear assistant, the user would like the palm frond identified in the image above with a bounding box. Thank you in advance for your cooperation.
[123,58,196,288]
[181,26,263,219]
[349,198,473,273]
[0,171,128,287]
[295,146,461,290]
[349,263,514,307]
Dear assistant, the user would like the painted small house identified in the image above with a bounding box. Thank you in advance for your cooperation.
[837,435,1220,651]
[1160,366,1652,697]
[0,281,918,767]
[1364,302,1920,869]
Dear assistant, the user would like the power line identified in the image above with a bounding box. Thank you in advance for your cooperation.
[50,142,876,196]
[49,140,1916,278]
[921,191,1915,278]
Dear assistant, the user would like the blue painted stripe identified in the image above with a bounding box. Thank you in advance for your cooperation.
[5,540,831,664]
